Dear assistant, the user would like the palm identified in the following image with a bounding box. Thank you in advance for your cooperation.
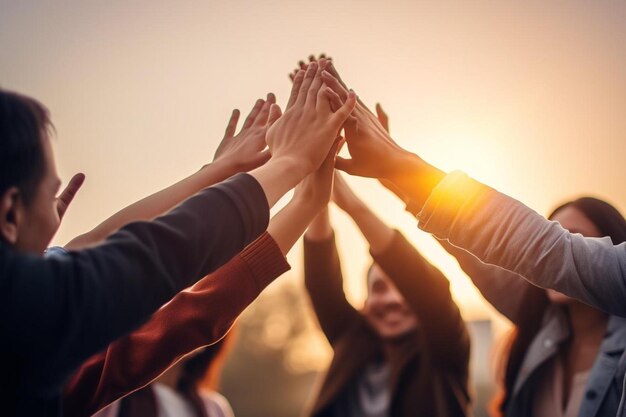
[213,95,275,172]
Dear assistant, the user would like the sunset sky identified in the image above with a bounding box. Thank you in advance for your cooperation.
[2,0,626,331]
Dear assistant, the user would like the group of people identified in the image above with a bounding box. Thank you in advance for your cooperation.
[1,55,626,417]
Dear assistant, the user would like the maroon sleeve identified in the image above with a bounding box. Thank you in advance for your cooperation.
[63,232,289,417]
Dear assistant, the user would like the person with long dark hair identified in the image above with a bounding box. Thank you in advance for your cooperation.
[303,173,470,417]
[440,197,626,417]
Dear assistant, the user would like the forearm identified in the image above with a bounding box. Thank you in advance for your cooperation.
[418,172,626,316]
[268,198,321,256]
[345,202,394,255]
[305,206,333,241]
[385,152,446,215]
[248,156,308,208]
[65,160,236,249]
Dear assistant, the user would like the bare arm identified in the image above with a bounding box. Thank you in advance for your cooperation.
[66,96,276,249]
[63,137,342,417]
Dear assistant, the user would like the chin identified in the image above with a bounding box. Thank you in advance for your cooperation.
[379,325,417,341]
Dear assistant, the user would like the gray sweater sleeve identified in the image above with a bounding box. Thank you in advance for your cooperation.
[417,171,626,317]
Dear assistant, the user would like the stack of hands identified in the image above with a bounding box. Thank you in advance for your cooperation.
[206,55,445,220]
[58,56,445,249]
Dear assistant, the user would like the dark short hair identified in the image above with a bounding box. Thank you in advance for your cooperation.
[0,89,51,205]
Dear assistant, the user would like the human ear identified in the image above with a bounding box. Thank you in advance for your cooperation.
[0,187,22,245]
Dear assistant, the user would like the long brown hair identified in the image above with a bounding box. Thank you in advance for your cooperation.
[492,197,626,416]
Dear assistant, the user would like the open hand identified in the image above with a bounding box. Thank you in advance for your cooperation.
[266,58,356,178]
[319,64,410,181]
[212,94,278,172]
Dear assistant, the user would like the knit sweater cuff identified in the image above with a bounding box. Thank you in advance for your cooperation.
[239,232,290,291]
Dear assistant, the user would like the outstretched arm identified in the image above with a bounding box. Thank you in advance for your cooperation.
[62,135,342,417]
[65,95,276,249]
[322,59,626,318]
[332,173,469,371]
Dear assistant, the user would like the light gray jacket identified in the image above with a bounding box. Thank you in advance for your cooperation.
[442,241,626,417]
[415,171,626,416]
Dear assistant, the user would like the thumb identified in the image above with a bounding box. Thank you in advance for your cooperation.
[267,103,282,126]
[331,90,357,126]
[335,156,358,175]
[57,173,86,219]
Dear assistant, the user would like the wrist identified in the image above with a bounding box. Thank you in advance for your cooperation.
[198,158,235,183]
[305,207,333,241]
[268,155,310,184]
[292,194,324,216]
[386,152,445,211]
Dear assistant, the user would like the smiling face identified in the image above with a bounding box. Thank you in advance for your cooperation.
[363,263,419,340]
[545,205,603,305]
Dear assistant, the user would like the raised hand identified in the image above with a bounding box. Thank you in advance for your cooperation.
[293,138,341,210]
[212,94,277,173]
[266,58,356,177]
[56,173,85,220]
[289,54,328,81]
[319,66,410,181]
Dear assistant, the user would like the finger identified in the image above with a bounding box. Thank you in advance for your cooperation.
[242,98,264,130]
[224,109,240,138]
[57,173,85,219]
[267,103,282,126]
[336,136,346,153]
[318,86,343,113]
[321,71,349,101]
[331,90,357,127]
[254,93,275,126]
[286,70,305,110]
[326,61,367,108]
[325,61,349,90]
[306,59,326,109]
[375,103,389,133]
[298,60,307,70]
[320,53,327,59]
[335,157,358,175]
[296,61,318,106]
